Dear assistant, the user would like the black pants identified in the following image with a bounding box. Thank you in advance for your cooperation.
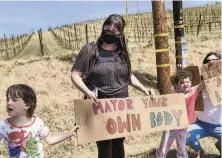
[96,138,125,158]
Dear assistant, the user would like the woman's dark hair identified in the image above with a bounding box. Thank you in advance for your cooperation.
[96,14,131,80]
[203,52,221,64]
[6,84,37,117]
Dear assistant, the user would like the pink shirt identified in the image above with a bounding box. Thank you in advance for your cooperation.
[175,85,199,125]
[185,86,199,124]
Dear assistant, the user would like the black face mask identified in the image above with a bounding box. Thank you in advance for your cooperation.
[102,30,119,44]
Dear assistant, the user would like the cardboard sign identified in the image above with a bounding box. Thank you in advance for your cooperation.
[74,94,188,144]
[185,66,203,111]
[185,66,201,86]
[204,76,221,107]
[201,60,221,107]
[201,60,221,80]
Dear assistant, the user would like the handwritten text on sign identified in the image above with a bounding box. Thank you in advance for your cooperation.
[204,76,221,106]
[201,60,221,80]
[74,94,188,144]
[201,60,221,106]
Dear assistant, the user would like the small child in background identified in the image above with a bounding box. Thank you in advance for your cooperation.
[155,70,205,158]
[0,84,79,158]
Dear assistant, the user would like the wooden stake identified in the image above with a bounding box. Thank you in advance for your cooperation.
[85,24,89,44]
[4,34,9,59]
[152,0,171,95]
[38,29,44,56]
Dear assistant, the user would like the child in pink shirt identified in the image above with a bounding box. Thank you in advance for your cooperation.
[156,70,205,158]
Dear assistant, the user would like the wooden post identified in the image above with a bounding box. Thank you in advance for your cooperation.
[197,14,202,36]
[134,25,137,42]
[68,31,71,48]
[152,0,171,94]
[59,29,62,44]
[209,22,212,32]
[85,24,89,44]
[189,12,193,34]
[38,29,44,56]
[4,34,9,59]
[21,34,25,49]
[145,19,149,41]
[89,26,92,42]
[141,19,144,42]
[126,0,129,41]
[17,35,21,52]
[0,38,2,48]
[20,35,23,51]
[137,22,140,42]
[93,25,97,40]
[74,25,77,49]
[63,29,66,47]
[137,0,140,14]
[203,9,207,30]
[11,35,16,56]
[173,0,188,70]
[195,8,198,21]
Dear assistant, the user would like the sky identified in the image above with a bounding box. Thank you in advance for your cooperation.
[0,0,219,37]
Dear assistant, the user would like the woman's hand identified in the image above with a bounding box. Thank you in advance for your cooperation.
[207,60,216,69]
[86,90,98,103]
[72,125,80,136]
[143,88,155,97]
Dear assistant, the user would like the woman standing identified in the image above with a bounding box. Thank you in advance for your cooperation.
[186,52,221,158]
[71,14,154,158]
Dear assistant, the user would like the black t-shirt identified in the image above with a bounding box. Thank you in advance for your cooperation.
[72,43,130,98]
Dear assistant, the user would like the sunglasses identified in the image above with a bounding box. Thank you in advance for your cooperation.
[103,25,120,35]
[206,59,218,62]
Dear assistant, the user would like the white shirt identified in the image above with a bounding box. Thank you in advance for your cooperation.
[0,117,49,158]
[197,89,222,125]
